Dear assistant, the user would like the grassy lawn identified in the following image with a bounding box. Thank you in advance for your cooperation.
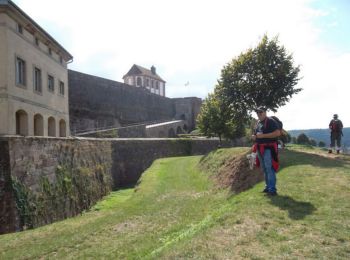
[0,146,349,259]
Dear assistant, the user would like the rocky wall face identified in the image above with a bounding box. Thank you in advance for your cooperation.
[3,137,113,233]
[0,140,19,234]
[0,136,238,234]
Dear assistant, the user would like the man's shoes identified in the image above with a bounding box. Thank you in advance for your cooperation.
[328,150,332,154]
[262,188,269,193]
[266,191,278,196]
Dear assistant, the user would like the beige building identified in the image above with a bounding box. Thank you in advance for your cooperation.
[123,64,166,97]
[0,0,73,137]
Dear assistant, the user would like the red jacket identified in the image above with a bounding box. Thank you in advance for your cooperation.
[253,142,279,171]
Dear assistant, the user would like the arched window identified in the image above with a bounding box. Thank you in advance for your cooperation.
[59,119,67,137]
[15,110,28,135]
[183,124,188,132]
[48,117,56,137]
[168,128,176,138]
[137,77,142,87]
[176,126,183,135]
[34,114,44,136]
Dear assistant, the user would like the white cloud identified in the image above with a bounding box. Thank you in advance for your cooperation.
[13,0,350,129]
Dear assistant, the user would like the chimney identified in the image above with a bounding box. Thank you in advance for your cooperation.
[151,65,156,75]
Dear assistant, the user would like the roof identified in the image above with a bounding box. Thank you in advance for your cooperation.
[0,0,73,62]
[123,64,166,82]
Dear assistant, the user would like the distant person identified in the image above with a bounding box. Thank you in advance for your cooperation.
[252,107,281,196]
[329,114,343,154]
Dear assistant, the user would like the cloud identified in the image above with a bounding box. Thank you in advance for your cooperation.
[13,0,350,129]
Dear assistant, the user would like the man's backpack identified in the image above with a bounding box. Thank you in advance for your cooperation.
[264,116,285,136]
[331,120,342,132]
[270,116,283,131]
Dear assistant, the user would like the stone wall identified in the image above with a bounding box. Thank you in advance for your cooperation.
[68,70,176,133]
[0,136,237,234]
[0,137,113,234]
[0,140,19,234]
[68,70,202,134]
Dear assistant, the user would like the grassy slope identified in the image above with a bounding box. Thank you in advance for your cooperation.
[0,146,349,259]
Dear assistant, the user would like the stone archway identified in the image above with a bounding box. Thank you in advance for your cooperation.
[15,110,28,135]
[176,126,183,135]
[183,124,188,133]
[59,119,67,137]
[48,116,56,137]
[34,114,44,136]
[168,128,176,138]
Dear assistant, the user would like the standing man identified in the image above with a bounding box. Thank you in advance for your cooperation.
[329,114,343,154]
[252,107,281,196]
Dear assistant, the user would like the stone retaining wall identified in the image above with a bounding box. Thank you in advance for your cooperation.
[0,136,241,234]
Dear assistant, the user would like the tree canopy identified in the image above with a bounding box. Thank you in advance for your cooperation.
[196,91,245,141]
[197,35,301,140]
[218,34,301,114]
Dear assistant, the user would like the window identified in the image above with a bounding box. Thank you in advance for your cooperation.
[59,56,63,64]
[17,23,23,34]
[146,78,149,87]
[34,67,42,93]
[15,57,26,86]
[136,77,142,87]
[156,81,159,90]
[48,75,54,92]
[48,48,52,56]
[35,37,39,46]
[59,81,65,95]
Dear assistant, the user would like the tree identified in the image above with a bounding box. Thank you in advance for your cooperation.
[280,131,291,144]
[218,34,301,115]
[197,92,243,142]
[309,138,317,146]
[297,133,310,145]
[318,141,326,147]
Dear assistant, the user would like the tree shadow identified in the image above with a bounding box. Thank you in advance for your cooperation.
[268,195,316,220]
[280,149,348,169]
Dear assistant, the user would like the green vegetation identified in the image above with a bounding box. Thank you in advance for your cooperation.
[1,146,350,259]
[197,34,301,140]
[11,164,112,230]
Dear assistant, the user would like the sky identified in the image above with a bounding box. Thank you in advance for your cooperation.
[12,0,350,130]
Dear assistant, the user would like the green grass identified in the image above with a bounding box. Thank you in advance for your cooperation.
[0,146,349,259]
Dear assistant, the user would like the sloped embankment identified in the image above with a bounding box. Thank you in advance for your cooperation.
[199,148,264,193]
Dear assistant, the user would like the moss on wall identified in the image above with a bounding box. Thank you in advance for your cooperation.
[11,164,112,231]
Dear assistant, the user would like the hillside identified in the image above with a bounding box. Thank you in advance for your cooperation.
[289,127,350,147]
[0,146,349,259]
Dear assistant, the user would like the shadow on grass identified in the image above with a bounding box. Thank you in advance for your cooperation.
[280,149,348,169]
[269,195,316,220]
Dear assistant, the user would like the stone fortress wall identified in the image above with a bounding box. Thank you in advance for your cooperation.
[68,70,202,135]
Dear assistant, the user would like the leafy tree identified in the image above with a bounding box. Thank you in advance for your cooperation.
[309,138,317,146]
[280,131,291,144]
[318,141,326,147]
[218,34,301,115]
[297,133,310,145]
[197,92,244,142]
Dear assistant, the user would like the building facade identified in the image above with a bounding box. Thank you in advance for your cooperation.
[123,64,166,96]
[0,0,73,137]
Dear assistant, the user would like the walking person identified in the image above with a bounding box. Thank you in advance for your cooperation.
[329,114,343,154]
[252,107,281,196]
